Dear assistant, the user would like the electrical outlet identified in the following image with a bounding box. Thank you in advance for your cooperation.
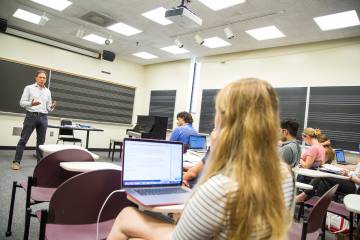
[50,131,54,137]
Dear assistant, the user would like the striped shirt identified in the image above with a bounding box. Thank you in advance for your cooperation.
[171,162,294,240]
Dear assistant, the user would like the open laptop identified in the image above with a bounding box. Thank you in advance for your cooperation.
[122,138,191,206]
[188,135,207,152]
[335,149,349,165]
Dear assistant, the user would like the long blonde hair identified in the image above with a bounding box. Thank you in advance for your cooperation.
[303,128,322,138]
[200,78,290,239]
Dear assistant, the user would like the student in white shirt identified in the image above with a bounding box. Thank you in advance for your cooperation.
[107,78,294,240]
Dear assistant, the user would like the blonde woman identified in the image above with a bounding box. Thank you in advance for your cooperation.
[300,128,325,169]
[107,78,294,240]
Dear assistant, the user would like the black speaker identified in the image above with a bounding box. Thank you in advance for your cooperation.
[0,18,7,33]
[102,50,115,62]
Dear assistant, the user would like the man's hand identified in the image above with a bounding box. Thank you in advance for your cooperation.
[50,100,56,110]
[31,99,41,106]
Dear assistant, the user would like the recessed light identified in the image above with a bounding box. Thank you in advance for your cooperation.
[13,9,42,24]
[133,52,158,59]
[198,0,246,11]
[245,25,285,40]
[107,23,142,36]
[29,0,72,11]
[161,45,189,54]
[314,10,360,31]
[82,34,106,45]
[203,37,231,48]
[142,7,173,25]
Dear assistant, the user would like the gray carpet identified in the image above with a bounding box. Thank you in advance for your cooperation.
[0,149,116,240]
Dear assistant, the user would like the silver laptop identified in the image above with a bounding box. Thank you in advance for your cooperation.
[122,138,191,206]
[188,135,207,152]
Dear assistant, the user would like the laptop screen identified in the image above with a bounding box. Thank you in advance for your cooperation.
[335,149,345,163]
[122,138,183,187]
[189,135,206,149]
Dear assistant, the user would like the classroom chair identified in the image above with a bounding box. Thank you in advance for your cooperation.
[108,139,122,161]
[5,149,94,239]
[57,119,82,146]
[288,184,339,240]
[33,169,133,240]
[302,187,360,239]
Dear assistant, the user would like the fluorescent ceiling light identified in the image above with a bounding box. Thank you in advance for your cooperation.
[246,25,285,40]
[203,37,231,48]
[82,34,106,45]
[133,52,158,59]
[107,22,142,36]
[13,9,42,24]
[161,45,189,54]
[142,7,173,25]
[29,0,72,11]
[313,10,360,31]
[198,0,246,11]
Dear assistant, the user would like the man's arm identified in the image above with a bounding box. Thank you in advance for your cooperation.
[47,91,56,111]
[19,86,31,108]
[169,128,180,141]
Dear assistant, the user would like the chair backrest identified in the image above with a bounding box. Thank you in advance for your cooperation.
[47,169,132,224]
[33,149,94,188]
[306,184,339,233]
[59,119,74,136]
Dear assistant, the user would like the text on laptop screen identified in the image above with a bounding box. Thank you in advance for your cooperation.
[123,140,183,187]
[189,135,206,149]
[335,150,345,162]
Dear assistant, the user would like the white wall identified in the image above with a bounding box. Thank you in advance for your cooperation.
[143,60,192,130]
[0,33,147,148]
[191,37,360,130]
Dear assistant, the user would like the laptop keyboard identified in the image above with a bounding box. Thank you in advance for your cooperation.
[135,188,188,196]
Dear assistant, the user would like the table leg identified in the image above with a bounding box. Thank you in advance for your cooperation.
[350,212,353,240]
[86,130,90,149]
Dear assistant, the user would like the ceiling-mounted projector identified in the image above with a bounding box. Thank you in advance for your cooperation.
[165,6,202,28]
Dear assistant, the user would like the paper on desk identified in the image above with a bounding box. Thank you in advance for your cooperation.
[183,153,202,163]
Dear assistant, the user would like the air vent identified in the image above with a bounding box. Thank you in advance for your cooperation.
[80,11,116,27]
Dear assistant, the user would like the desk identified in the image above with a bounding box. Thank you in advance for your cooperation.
[60,161,121,172]
[39,144,99,160]
[293,167,349,180]
[344,194,360,240]
[48,125,103,149]
[127,194,184,213]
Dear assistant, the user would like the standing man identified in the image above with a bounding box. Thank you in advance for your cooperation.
[279,119,301,167]
[11,70,56,170]
[170,111,198,146]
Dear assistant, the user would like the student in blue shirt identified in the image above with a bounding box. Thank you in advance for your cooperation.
[170,111,197,145]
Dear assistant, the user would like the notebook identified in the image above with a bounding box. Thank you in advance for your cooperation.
[335,149,349,165]
[122,138,191,206]
[188,135,207,152]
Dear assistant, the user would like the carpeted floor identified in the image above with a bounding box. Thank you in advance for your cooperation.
[0,149,116,240]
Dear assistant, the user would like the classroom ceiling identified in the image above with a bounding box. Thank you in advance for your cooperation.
[1,0,360,65]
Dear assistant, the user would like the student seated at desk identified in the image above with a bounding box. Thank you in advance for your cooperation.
[107,78,294,240]
[300,128,325,169]
[318,133,335,164]
[169,111,198,146]
[296,161,360,202]
[279,119,301,167]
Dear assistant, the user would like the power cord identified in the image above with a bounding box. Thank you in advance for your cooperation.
[96,189,125,240]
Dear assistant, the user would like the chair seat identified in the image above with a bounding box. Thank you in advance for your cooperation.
[288,222,320,240]
[20,181,57,202]
[37,212,114,240]
[305,197,350,218]
[31,187,57,202]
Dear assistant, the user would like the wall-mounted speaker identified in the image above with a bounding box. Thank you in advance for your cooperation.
[102,50,115,62]
[0,18,7,33]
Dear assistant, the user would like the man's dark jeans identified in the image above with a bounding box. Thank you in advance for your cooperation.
[14,111,48,163]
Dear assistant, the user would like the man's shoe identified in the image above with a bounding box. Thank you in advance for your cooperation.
[11,162,20,170]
